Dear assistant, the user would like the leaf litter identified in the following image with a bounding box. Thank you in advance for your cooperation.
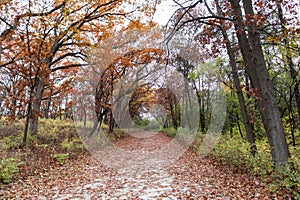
[1,132,292,199]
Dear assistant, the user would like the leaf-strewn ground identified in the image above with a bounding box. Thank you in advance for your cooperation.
[0,132,292,199]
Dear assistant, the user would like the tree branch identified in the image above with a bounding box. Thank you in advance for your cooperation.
[50,52,87,66]
[51,63,89,72]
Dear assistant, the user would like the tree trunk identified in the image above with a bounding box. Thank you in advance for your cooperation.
[236,112,244,139]
[193,79,205,132]
[205,88,210,132]
[229,0,290,165]
[276,1,300,122]
[30,79,44,135]
[45,93,52,119]
[22,88,34,147]
[83,108,87,128]
[218,19,257,155]
[108,109,114,133]
[169,102,178,128]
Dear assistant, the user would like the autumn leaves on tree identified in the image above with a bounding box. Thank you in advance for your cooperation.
[0,0,157,144]
[1,0,299,166]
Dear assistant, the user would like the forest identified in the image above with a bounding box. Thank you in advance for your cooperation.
[0,0,299,199]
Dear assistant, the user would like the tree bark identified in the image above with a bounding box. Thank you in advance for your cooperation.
[29,79,44,135]
[169,102,178,129]
[108,109,114,133]
[45,90,52,119]
[192,79,206,132]
[220,26,257,155]
[276,1,300,122]
[215,0,256,155]
[228,0,290,165]
[22,88,34,147]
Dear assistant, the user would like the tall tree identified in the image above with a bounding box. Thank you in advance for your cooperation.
[214,0,257,155]
[227,0,289,164]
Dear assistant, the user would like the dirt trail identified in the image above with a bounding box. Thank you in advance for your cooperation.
[1,132,287,199]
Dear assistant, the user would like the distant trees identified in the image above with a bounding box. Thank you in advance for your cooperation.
[92,47,166,134]
[155,87,180,129]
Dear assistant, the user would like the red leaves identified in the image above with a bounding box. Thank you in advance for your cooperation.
[247,88,262,101]
[254,1,264,9]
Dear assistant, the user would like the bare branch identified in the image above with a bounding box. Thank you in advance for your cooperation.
[50,52,87,66]
[165,0,232,44]
[0,1,66,40]
[51,63,89,72]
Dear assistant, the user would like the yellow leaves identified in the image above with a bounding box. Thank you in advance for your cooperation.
[129,84,156,113]
[127,20,146,29]
[221,82,232,93]
[126,20,158,33]
[140,5,156,18]
[266,35,281,43]
[0,0,11,8]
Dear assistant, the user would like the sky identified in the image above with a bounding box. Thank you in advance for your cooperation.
[152,0,178,25]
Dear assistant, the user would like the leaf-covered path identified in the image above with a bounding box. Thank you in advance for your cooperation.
[2,132,288,199]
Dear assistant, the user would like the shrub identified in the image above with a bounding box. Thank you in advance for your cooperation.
[209,134,300,197]
[0,132,30,151]
[268,162,300,198]
[53,153,69,165]
[134,118,150,127]
[161,127,177,138]
[37,118,76,144]
[267,146,300,198]
[0,118,28,150]
[61,138,83,152]
[112,128,127,140]
[0,158,22,184]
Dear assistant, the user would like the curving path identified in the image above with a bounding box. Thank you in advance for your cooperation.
[2,132,289,199]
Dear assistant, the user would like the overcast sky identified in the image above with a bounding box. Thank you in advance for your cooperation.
[153,0,178,25]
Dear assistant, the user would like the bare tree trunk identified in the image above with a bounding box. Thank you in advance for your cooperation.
[22,88,34,147]
[217,12,257,155]
[84,108,87,128]
[236,112,244,139]
[192,79,205,132]
[30,79,44,135]
[294,82,300,120]
[205,88,210,132]
[169,102,178,129]
[45,92,52,119]
[108,109,114,133]
[229,0,289,165]
[276,1,300,123]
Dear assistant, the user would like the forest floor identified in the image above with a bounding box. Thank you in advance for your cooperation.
[0,131,293,199]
